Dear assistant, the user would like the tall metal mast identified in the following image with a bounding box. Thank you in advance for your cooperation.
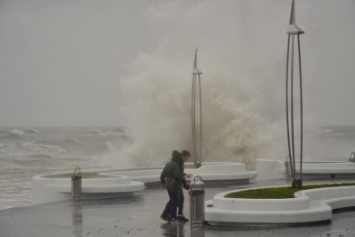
[191,49,203,167]
[286,0,305,188]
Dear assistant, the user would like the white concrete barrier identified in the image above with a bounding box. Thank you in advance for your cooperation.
[205,185,355,225]
[256,159,355,180]
[32,162,257,205]
[186,162,257,181]
[104,162,257,184]
[298,162,355,174]
[32,173,145,204]
[212,190,309,211]
[295,186,355,210]
[256,159,286,180]
[104,169,161,183]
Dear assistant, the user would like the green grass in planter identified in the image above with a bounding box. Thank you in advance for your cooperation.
[225,183,355,199]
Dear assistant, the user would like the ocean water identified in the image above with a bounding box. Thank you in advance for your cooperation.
[0,127,130,210]
[0,126,354,210]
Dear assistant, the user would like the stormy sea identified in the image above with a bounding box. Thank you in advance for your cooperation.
[0,125,354,210]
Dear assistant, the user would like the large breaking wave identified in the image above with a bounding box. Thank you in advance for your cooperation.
[112,1,324,169]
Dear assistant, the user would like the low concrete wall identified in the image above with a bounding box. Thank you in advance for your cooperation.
[32,174,145,205]
[205,185,355,225]
[34,159,355,205]
[105,162,257,184]
[256,159,286,180]
[295,186,355,200]
[105,169,161,183]
[297,162,355,174]
[32,162,257,205]
[187,162,257,181]
[295,186,355,210]
[256,159,355,180]
[212,190,309,211]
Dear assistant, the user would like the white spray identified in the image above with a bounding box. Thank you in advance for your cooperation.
[113,0,323,169]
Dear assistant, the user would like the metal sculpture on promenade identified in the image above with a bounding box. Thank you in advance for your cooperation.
[285,0,305,188]
[191,49,203,167]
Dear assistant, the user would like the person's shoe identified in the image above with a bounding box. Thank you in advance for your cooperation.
[177,214,189,222]
[160,215,169,221]
[167,217,177,222]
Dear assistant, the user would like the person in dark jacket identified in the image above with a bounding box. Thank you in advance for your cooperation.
[176,150,190,222]
[160,150,184,221]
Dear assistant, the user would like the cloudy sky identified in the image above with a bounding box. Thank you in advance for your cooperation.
[0,0,354,127]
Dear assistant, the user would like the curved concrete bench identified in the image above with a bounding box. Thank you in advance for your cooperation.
[103,162,257,185]
[186,163,257,181]
[300,163,355,174]
[32,162,257,204]
[104,169,161,184]
[256,159,355,180]
[211,190,310,211]
[256,159,286,180]
[295,186,355,209]
[32,174,145,204]
[205,185,355,226]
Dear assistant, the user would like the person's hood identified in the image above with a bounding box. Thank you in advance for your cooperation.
[171,150,183,165]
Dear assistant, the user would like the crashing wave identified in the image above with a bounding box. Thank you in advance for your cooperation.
[7,129,25,136]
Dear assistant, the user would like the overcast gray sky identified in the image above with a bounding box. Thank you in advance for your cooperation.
[0,0,354,127]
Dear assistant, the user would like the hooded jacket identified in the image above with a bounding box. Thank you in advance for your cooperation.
[160,150,184,192]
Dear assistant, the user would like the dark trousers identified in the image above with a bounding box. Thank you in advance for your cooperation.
[161,188,181,219]
[178,187,184,215]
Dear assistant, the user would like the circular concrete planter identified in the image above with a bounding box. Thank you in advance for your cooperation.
[205,186,355,226]
[32,173,145,204]
[211,189,309,211]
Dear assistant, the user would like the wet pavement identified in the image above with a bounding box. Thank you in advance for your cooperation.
[1,179,355,237]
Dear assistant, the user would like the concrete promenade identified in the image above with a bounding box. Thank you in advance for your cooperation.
[1,180,355,237]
